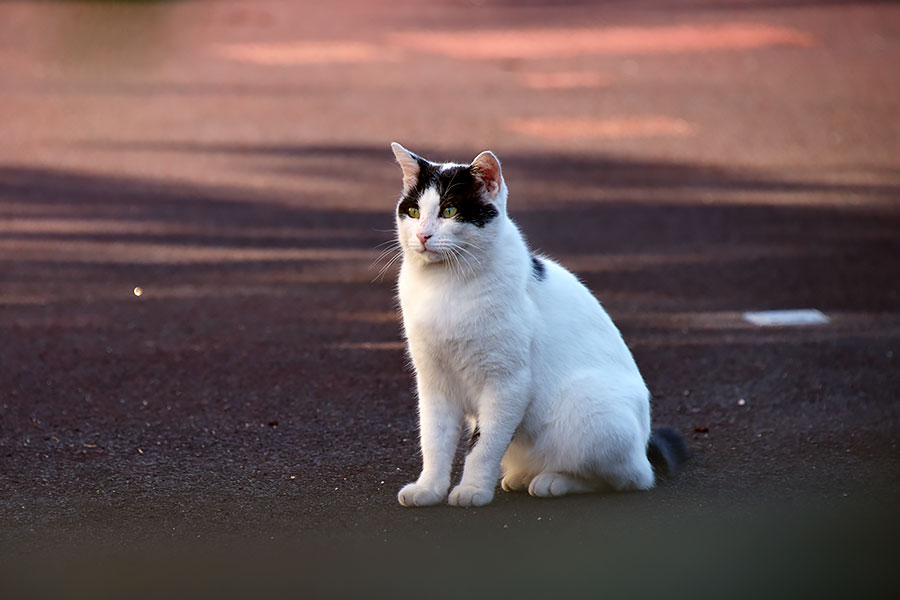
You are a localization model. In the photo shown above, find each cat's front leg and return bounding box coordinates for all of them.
[398,391,463,507]
[449,380,527,507]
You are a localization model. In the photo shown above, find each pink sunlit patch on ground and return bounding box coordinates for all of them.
[393,23,814,60]
[507,116,694,140]
[212,41,382,65]
[519,71,610,90]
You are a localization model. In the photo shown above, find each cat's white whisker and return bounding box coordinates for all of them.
[446,245,476,279]
[373,256,402,283]
[373,238,400,250]
[371,247,404,282]
[451,249,466,280]
[455,252,472,279]
[369,244,402,269]
[445,251,457,278]
[453,244,482,269]
[370,244,399,262]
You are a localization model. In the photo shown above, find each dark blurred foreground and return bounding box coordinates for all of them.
[3,496,897,599]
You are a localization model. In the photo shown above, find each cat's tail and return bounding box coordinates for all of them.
[646,427,690,478]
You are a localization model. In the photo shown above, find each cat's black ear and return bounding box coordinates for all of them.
[391,142,421,191]
[471,151,503,200]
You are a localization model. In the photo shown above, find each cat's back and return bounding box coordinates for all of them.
[527,256,609,323]
[527,256,638,374]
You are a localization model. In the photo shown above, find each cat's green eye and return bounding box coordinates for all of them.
[407,206,420,219]
[442,206,458,219]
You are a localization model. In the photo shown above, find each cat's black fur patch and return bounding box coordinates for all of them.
[397,157,438,219]
[437,166,499,228]
[647,427,690,478]
[397,159,498,228]
[531,255,546,281]
[467,425,480,454]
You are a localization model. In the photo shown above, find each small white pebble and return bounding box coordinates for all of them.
[737,398,746,406]
[133,286,143,297]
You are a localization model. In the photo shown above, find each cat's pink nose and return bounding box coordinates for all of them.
[417,233,432,246]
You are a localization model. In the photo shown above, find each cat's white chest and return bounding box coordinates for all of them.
[398,261,533,393]
[399,268,483,344]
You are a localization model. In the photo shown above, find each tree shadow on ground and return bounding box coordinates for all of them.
[6,141,899,314]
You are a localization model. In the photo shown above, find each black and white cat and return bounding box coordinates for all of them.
[390,143,686,507]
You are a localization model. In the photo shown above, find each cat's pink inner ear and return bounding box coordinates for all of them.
[391,142,420,191]
[471,151,503,198]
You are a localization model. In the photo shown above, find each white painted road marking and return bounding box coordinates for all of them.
[743,309,831,326]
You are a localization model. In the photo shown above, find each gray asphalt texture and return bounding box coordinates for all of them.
[1,1,899,597]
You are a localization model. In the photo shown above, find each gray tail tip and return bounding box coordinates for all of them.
[647,426,690,478]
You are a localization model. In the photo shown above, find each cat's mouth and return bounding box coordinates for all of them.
[410,244,446,263]
[418,248,445,263]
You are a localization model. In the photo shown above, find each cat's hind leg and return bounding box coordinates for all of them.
[500,434,537,492]
[589,421,655,492]
[501,471,534,492]
[597,453,655,492]
[527,472,598,498]
[535,375,654,495]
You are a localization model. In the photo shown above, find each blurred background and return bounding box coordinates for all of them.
[1,0,898,596]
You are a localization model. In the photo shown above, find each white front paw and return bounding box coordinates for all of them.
[448,484,494,507]
[398,482,445,507]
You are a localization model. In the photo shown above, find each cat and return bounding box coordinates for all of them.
[390,142,687,507]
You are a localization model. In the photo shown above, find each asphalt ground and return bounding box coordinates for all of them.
[1,1,899,597]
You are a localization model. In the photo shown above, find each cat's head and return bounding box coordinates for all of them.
[391,142,507,265]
